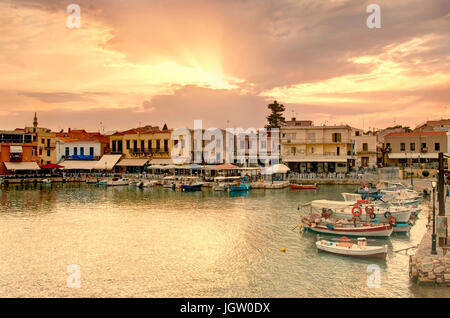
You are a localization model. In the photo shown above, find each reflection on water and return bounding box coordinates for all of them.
[0,183,448,297]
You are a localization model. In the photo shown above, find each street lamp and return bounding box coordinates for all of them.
[431,180,437,255]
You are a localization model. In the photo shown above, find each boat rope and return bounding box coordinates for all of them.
[394,245,418,254]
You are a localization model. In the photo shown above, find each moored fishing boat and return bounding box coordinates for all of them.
[301,215,393,237]
[289,183,317,190]
[308,200,412,223]
[42,179,51,184]
[213,176,241,191]
[229,182,250,191]
[316,237,388,259]
[180,177,203,192]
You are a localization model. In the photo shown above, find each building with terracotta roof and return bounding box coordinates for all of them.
[414,119,450,132]
[384,131,450,168]
[0,130,40,175]
[280,118,354,173]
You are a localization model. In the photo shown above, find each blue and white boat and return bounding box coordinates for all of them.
[229,182,250,191]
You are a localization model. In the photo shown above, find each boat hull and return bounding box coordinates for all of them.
[305,224,393,237]
[181,184,202,191]
[229,184,250,191]
[290,184,317,190]
[316,241,387,259]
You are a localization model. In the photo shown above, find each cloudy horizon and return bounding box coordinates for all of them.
[1,0,449,132]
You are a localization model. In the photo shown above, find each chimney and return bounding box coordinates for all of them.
[292,117,296,121]
[68,128,71,133]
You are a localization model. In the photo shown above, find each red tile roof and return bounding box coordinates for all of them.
[386,131,447,137]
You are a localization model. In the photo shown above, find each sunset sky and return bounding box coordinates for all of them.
[0,0,449,132]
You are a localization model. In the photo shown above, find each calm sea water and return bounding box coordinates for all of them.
[0,183,448,298]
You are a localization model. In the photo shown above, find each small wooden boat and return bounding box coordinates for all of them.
[229,183,250,191]
[316,237,388,259]
[289,183,317,190]
[302,216,393,237]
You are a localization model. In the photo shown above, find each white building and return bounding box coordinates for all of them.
[55,138,102,163]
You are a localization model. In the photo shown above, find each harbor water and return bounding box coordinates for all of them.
[0,183,448,297]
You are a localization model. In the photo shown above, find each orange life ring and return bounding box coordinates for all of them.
[352,206,363,217]
[365,205,375,215]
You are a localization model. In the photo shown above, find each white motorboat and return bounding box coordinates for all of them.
[316,238,388,259]
[108,177,130,186]
[42,179,51,184]
[308,200,411,223]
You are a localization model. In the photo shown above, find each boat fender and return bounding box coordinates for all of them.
[365,205,375,215]
[369,213,376,220]
[352,206,363,217]
[388,216,397,227]
[352,217,358,227]
[384,211,392,219]
[326,224,334,230]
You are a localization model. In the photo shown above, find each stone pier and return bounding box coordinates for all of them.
[409,180,450,285]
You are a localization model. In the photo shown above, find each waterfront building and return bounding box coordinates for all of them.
[280,118,353,173]
[414,119,450,132]
[384,131,450,169]
[0,130,40,175]
[110,125,172,172]
[350,129,377,169]
[37,131,57,165]
[55,137,104,163]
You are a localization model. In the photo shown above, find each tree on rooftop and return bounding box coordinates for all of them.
[265,101,286,129]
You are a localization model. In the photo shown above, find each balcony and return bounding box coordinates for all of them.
[129,148,169,156]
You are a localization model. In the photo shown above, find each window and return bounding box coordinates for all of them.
[291,147,296,154]
[410,143,415,151]
[421,143,427,150]
[126,140,130,149]
[362,143,368,151]
[74,147,78,156]
[386,143,391,149]
[156,140,160,150]
[112,140,117,152]
[39,148,43,156]
[148,140,153,150]
[307,133,316,142]
[332,133,341,143]
[164,140,169,152]
[90,147,94,156]
[41,138,45,144]
[141,140,145,151]
[435,143,440,151]
[311,147,314,154]
[65,147,69,157]
[261,141,267,149]
[47,150,50,157]
[47,139,50,147]
[80,147,84,156]
[118,140,123,152]
[400,143,405,151]
[133,140,137,149]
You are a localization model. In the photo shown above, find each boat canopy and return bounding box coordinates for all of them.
[214,176,242,181]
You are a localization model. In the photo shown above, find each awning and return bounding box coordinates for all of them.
[41,163,64,169]
[149,158,177,165]
[283,157,348,163]
[60,160,99,170]
[117,159,149,167]
[4,162,40,170]
[10,146,23,153]
[262,164,290,175]
[388,153,443,159]
[204,163,238,170]
[95,154,122,170]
